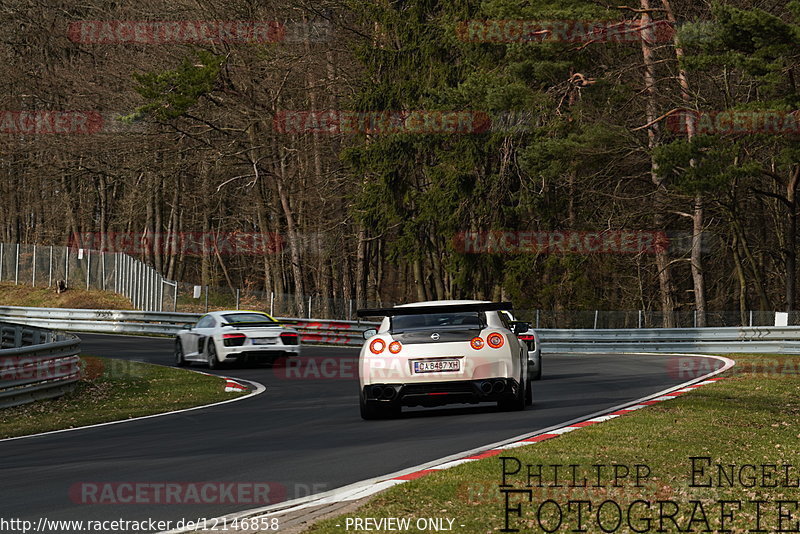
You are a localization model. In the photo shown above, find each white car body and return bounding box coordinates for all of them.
[174,310,301,368]
[356,300,531,419]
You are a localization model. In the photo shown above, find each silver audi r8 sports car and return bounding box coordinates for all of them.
[356,300,531,419]
[174,310,301,368]
[502,311,542,381]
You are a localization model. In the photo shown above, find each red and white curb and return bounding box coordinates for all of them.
[225,379,249,392]
[161,353,735,533]
[191,370,252,393]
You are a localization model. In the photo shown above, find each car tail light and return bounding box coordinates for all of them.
[487,332,504,348]
[370,338,386,354]
[518,334,534,342]
[222,333,246,347]
[388,341,402,354]
[470,337,484,350]
[280,332,300,345]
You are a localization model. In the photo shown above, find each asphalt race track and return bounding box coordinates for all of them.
[0,334,723,532]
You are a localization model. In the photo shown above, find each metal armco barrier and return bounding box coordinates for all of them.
[0,306,378,346]
[537,327,800,354]
[0,321,82,408]
[2,306,800,353]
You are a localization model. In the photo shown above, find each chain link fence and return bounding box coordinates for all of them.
[171,282,390,320]
[0,243,171,312]
[509,309,800,328]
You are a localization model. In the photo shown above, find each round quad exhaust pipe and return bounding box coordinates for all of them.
[381,387,396,400]
[479,381,492,395]
[371,385,384,399]
[492,380,506,394]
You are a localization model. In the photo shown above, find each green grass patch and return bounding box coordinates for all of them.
[0,356,246,439]
[0,281,133,309]
[307,354,800,534]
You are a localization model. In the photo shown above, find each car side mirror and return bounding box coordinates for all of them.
[512,322,529,335]
[362,328,377,340]
[183,323,195,330]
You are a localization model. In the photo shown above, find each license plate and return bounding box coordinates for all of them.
[413,359,460,373]
[252,338,277,345]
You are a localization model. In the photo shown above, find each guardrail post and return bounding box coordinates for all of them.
[0,243,4,281]
[14,325,21,346]
[749,310,753,327]
[204,285,209,313]
[48,245,53,287]
[536,309,540,329]
[65,246,69,287]
[32,244,36,286]
[132,260,137,308]
[270,291,274,316]
[593,310,598,329]
[86,248,91,290]
[15,243,20,285]
[693,310,697,328]
[101,252,106,291]
[638,309,643,328]
[308,296,312,319]
[235,289,240,310]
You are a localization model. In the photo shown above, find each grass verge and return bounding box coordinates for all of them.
[0,281,133,309]
[305,354,800,534]
[0,356,246,439]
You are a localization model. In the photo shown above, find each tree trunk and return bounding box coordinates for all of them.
[662,0,706,326]
[640,0,676,326]
[691,195,707,326]
[356,227,367,307]
[731,231,748,325]
[785,165,799,311]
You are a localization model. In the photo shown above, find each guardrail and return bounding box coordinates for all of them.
[537,327,800,354]
[2,306,800,353]
[0,321,82,408]
[0,306,377,346]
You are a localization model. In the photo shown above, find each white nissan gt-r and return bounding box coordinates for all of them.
[356,300,531,419]
[174,310,301,368]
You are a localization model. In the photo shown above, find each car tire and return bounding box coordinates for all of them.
[359,389,400,420]
[525,373,533,405]
[175,339,187,367]
[532,355,542,381]
[498,367,526,412]
[207,339,222,369]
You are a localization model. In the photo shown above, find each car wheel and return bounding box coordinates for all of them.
[532,354,542,381]
[498,369,526,412]
[207,339,222,369]
[175,339,187,367]
[525,373,533,405]
[359,389,400,420]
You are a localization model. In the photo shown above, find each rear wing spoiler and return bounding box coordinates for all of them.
[356,302,513,318]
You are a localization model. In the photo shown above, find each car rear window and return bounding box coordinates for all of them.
[222,313,278,325]
[391,312,484,332]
